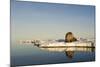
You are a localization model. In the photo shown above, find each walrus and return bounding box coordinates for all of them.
[65,32,77,59]
[65,32,77,42]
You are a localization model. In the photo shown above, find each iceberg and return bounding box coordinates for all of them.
[19,38,95,52]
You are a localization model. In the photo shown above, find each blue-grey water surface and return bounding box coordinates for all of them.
[11,43,95,66]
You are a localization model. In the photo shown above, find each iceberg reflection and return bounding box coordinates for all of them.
[40,47,95,52]
[40,47,95,59]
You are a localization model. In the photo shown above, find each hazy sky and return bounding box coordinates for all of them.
[11,0,95,40]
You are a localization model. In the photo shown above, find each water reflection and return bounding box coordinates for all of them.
[40,47,95,52]
[65,51,74,59]
[40,47,95,59]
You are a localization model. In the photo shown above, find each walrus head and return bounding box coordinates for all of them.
[65,32,77,42]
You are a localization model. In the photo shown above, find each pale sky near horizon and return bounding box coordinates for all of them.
[11,0,95,41]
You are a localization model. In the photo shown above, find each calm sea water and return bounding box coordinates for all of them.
[11,43,95,66]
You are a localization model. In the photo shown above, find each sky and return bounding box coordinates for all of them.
[11,0,95,41]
